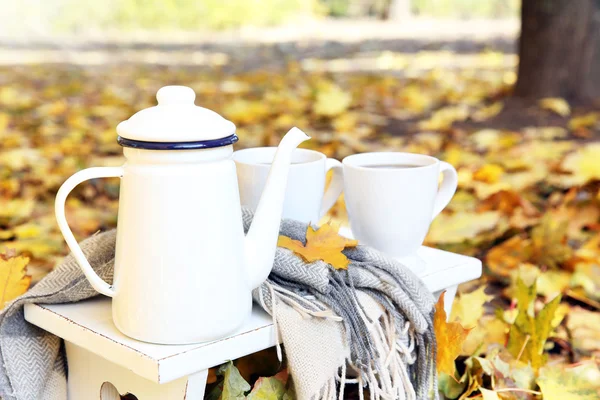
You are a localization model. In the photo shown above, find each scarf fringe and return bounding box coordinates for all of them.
[258,280,437,400]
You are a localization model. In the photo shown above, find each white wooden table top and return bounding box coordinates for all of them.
[24,246,481,384]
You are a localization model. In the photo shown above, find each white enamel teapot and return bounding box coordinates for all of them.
[55,86,309,344]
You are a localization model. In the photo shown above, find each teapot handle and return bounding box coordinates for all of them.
[55,167,123,297]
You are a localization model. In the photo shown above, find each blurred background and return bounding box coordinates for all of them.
[1,0,599,398]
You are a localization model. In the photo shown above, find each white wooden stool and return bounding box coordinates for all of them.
[24,247,481,400]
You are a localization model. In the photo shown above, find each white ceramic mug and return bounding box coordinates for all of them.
[342,152,458,258]
[233,148,344,223]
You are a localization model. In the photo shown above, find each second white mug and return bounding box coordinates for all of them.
[233,148,344,223]
[343,152,458,259]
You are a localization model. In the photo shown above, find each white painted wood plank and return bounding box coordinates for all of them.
[24,245,481,384]
[417,247,482,292]
[25,299,274,383]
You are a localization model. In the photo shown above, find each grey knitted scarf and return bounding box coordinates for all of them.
[0,209,437,400]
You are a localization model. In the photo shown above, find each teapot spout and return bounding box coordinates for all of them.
[244,127,310,289]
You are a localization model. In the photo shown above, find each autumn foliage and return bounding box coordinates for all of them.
[0,57,599,398]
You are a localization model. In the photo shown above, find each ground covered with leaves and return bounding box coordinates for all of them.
[0,52,599,398]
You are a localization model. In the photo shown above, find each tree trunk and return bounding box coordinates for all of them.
[514,0,600,102]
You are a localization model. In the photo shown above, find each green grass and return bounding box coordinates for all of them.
[2,0,519,35]
[49,0,318,32]
[413,0,519,18]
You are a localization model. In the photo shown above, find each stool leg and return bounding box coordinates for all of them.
[182,369,208,399]
[65,342,208,399]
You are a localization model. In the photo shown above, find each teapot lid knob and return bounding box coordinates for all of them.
[156,86,196,105]
[116,85,237,147]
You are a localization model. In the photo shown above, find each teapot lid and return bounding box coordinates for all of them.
[116,86,238,150]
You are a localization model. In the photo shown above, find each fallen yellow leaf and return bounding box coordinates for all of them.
[561,143,600,185]
[536,270,571,298]
[479,387,501,400]
[427,211,502,244]
[0,112,10,132]
[471,102,503,122]
[418,105,469,131]
[222,98,271,125]
[313,83,352,117]
[0,254,31,309]
[461,315,508,355]
[277,223,358,270]
[434,291,471,376]
[530,213,572,269]
[473,164,504,184]
[507,278,561,370]
[537,363,600,400]
[471,129,502,150]
[566,306,600,355]
[450,285,492,328]
[568,112,599,131]
[539,97,571,117]
[523,126,568,140]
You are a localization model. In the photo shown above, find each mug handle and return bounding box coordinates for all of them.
[320,158,344,219]
[432,161,458,219]
[55,167,123,297]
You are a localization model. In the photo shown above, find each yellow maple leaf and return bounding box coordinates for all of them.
[418,105,469,131]
[222,98,270,125]
[568,112,599,131]
[471,129,502,150]
[277,223,358,270]
[427,211,503,244]
[313,83,352,117]
[473,164,504,184]
[461,315,508,355]
[434,291,471,376]
[530,213,572,269]
[537,363,600,400]
[536,270,571,298]
[0,112,10,132]
[450,285,493,328]
[523,126,568,140]
[471,102,503,122]
[479,387,501,400]
[539,97,571,117]
[507,278,561,370]
[0,254,31,309]
[571,246,600,301]
[566,306,600,354]
[561,143,600,185]
[0,199,35,224]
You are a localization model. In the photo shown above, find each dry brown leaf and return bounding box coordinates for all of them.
[277,223,358,270]
[486,235,532,277]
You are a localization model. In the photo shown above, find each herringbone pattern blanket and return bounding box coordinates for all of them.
[0,210,437,399]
